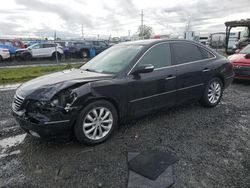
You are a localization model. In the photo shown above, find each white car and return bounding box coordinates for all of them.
[16,43,64,60]
[0,48,10,61]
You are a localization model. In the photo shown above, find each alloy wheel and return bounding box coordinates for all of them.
[82,107,113,140]
[207,81,221,104]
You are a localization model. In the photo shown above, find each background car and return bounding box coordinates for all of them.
[0,39,25,49]
[0,41,18,58]
[12,39,234,145]
[0,48,10,61]
[68,40,110,58]
[228,44,250,80]
[15,42,64,61]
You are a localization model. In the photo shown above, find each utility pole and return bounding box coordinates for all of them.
[54,31,58,64]
[141,10,144,39]
[81,24,84,40]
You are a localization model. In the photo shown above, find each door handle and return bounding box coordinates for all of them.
[165,75,176,80]
[203,68,211,72]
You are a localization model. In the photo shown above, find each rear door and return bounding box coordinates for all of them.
[42,44,55,57]
[171,41,216,105]
[127,43,177,117]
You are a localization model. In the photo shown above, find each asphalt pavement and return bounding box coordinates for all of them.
[0,80,249,188]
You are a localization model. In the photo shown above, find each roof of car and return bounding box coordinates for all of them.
[117,39,199,46]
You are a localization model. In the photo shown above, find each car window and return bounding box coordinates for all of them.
[32,44,42,49]
[239,44,250,54]
[99,41,107,47]
[75,43,84,47]
[43,44,54,48]
[172,42,203,65]
[198,47,215,59]
[4,42,12,46]
[137,43,171,69]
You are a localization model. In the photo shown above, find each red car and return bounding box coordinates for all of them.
[228,44,250,80]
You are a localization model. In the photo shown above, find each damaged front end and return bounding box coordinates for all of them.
[12,82,88,140]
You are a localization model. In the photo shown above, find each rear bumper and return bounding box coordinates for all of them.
[13,110,77,140]
[224,74,234,89]
[1,52,10,59]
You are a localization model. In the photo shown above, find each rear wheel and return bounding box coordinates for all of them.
[200,78,223,107]
[52,52,62,60]
[74,100,118,145]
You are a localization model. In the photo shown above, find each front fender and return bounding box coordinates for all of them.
[71,80,128,121]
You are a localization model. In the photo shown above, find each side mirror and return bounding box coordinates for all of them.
[245,53,250,59]
[235,49,241,54]
[131,64,154,75]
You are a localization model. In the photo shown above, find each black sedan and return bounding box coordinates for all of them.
[12,39,234,145]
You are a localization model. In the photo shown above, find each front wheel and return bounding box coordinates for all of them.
[200,78,223,107]
[74,100,118,145]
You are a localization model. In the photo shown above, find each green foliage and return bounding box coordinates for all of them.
[138,25,153,39]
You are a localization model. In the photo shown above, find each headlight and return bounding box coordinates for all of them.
[26,101,46,112]
[50,90,77,108]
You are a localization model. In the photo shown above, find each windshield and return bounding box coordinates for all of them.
[240,44,250,54]
[80,45,143,74]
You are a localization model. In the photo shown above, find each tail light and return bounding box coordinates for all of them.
[2,49,9,53]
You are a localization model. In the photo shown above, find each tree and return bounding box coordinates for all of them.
[137,25,153,39]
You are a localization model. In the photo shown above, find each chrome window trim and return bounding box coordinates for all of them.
[129,83,204,103]
[127,41,217,75]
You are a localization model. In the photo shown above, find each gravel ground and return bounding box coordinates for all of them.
[0,80,249,188]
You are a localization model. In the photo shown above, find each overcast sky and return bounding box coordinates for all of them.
[0,0,250,39]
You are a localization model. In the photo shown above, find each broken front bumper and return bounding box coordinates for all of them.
[12,110,77,140]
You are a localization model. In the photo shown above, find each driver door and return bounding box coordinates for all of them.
[127,43,177,117]
[31,43,43,57]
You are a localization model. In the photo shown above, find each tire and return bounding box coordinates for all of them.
[0,55,2,62]
[25,53,32,61]
[200,77,223,107]
[52,52,62,60]
[81,50,89,58]
[74,100,118,145]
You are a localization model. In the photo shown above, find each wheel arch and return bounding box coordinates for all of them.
[81,97,120,122]
[214,74,225,88]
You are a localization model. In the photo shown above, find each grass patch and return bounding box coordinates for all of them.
[0,64,82,84]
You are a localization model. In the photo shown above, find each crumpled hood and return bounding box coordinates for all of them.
[15,48,29,53]
[16,69,114,100]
